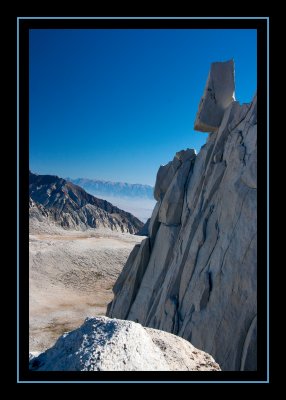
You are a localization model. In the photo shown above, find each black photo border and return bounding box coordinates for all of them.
[17,16,269,384]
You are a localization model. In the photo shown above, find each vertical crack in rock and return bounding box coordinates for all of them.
[108,238,151,319]
[220,187,251,275]
[108,60,257,371]
[240,315,257,371]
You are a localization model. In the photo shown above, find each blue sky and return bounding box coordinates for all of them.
[29,29,257,185]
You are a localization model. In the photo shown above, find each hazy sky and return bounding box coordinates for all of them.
[29,29,257,185]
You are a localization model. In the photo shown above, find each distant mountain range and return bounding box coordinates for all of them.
[29,171,144,234]
[66,178,154,200]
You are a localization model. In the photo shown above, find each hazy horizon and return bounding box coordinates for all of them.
[30,169,155,187]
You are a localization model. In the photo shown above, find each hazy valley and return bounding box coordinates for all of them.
[66,177,156,222]
[29,226,144,352]
[29,171,148,352]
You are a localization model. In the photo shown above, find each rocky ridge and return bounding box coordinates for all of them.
[107,60,257,371]
[29,172,143,234]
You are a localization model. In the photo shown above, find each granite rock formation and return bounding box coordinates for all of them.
[29,316,220,371]
[108,60,257,371]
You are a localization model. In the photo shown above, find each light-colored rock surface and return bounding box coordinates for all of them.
[158,157,194,225]
[154,156,181,201]
[108,61,257,371]
[194,59,235,132]
[128,223,180,323]
[29,316,220,371]
[107,238,150,319]
[148,200,161,247]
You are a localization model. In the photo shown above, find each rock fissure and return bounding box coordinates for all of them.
[220,187,251,275]
[108,60,257,371]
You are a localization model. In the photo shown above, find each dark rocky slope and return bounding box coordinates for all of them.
[29,172,143,234]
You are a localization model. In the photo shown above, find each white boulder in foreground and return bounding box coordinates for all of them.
[194,59,235,132]
[29,316,220,371]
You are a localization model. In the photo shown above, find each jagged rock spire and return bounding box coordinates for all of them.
[194,59,235,132]
[108,60,257,371]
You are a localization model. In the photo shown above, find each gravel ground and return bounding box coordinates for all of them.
[29,224,144,352]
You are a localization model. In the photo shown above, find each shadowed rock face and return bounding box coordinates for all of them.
[194,59,235,132]
[108,60,257,371]
[29,316,220,371]
[29,172,144,234]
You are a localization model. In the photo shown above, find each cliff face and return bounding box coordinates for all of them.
[107,60,257,371]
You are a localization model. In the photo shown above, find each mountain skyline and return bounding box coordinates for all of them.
[30,170,156,222]
[31,171,154,192]
[66,177,154,199]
